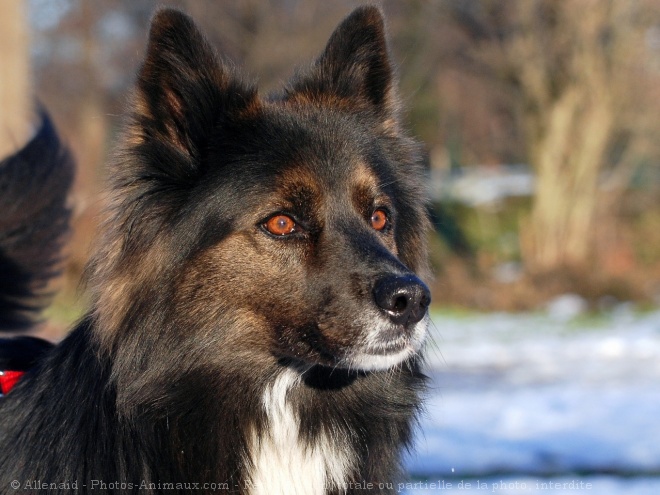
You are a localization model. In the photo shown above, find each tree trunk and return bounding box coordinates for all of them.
[0,0,31,159]
[522,85,613,273]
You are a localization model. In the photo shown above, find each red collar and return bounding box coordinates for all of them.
[0,371,25,395]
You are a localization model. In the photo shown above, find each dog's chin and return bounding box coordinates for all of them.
[341,315,429,371]
[343,346,418,371]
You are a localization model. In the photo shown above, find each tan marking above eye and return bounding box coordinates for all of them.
[264,214,297,236]
[370,208,389,231]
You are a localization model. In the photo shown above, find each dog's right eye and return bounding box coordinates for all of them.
[263,214,298,236]
[370,208,390,232]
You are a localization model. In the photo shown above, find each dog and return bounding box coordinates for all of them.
[0,6,430,494]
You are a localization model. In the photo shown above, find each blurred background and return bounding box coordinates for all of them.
[1,0,660,493]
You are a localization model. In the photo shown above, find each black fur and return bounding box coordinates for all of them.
[0,337,53,371]
[0,7,430,494]
[0,111,73,331]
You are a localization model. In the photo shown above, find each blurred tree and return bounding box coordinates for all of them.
[0,0,32,158]
[175,0,357,91]
[385,0,444,148]
[444,0,660,274]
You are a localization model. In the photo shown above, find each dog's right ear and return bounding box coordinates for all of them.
[129,9,256,173]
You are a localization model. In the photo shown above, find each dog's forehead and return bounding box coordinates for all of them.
[275,159,380,202]
[266,105,384,187]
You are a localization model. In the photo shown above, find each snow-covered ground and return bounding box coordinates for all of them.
[402,307,660,494]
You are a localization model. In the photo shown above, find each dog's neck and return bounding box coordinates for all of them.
[245,369,354,495]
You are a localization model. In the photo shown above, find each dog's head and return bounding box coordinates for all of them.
[91,7,430,375]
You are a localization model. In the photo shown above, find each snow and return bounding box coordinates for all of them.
[545,293,589,321]
[402,308,660,494]
[430,165,534,206]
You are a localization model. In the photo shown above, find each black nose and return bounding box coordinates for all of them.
[373,275,431,326]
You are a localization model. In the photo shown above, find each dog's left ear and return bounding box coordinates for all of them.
[288,6,399,130]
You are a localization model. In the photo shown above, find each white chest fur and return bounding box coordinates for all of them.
[246,370,353,495]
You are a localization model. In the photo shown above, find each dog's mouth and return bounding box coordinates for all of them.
[277,327,428,372]
[275,305,429,372]
[340,314,429,371]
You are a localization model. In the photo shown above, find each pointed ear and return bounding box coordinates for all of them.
[130,9,256,164]
[288,6,399,127]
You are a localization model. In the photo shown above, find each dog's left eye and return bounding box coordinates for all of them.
[370,208,390,232]
[263,214,298,236]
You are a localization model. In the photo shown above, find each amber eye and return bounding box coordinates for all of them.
[264,214,297,236]
[370,208,389,231]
